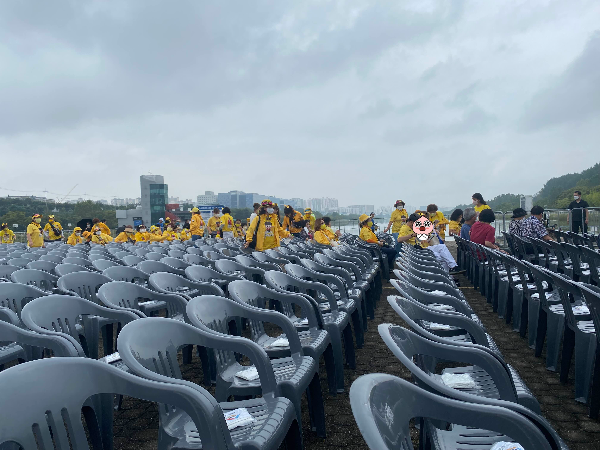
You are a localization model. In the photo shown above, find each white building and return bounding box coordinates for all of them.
[197,191,218,205]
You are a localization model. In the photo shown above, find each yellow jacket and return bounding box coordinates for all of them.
[324,226,338,241]
[449,220,461,236]
[245,214,290,251]
[359,226,379,244]
[304,214,316,230]
[0,229,15,244]
[398,224,416,246]
[314,230,332,245]
[96,222,111,236]
[234,225,243,238]
[389,209,408,233]
[207,216,221,233]
[27,223,44,248]
[282,211,304,234]
[179,229,191,241]
[115,232,136,243]
[428,211,449,240]
[135,232,150,242]
[43,221,63,241]
[221,214,236,232]
[92,233,113,245]
[67,233,84,245]
[190,214,204,236]
[474,204,491,213]
[162,230,179,241]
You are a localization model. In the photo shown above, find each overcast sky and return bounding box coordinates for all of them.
[1,0,599,208]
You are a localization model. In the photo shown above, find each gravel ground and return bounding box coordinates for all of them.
[110,242,600,449]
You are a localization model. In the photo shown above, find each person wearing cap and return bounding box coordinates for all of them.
[114,225,137,243]
[509,208,527,237]
[91,226,113,245]
[304,208,316,230]
[207,208,222,238]
[190,207,205,241]
[0,223,16,244]
[245,199,290,251]
[43,215,63,242]
[359,213,397,269]
[27,214,45,248]
[67,227,85,245]
[282,205,304,237]
[384,200,408,236]
[157,218,165,232]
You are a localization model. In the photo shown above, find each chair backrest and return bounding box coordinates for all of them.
[0,265,20,281]
[26,260,58,275]
[0,282,47,317]
[540,269,584,327]
[350,373,557,450]
[168,249,185,259]
[562,243,585,277]
[62,257,94,269]
[149,246,168,254]
[264,270,338,311]
[0,357,235,450]
[102,265,150,285]
[91,259,120,271]
[300,258,354,287]
[21,294,138,353]
[234,254,280,272]
[252,251,288,266]
[214,259,252,278]
[580,284,600,347]
[0,319,81,357]
[20,253,41,261]
[134,247,151,257]
[183,253,215,267]
[57,271,111,304]
[145,251,165,261]
[121,254,144,266]
[148,272,224,297]
[314,252,362,281]
[160,256,191,270]
[39,254,64,264]
[284,263,347,298]
[390,276,471,315]
[10,268,58,292]
[54,263,91,277]
[185,265,242,284]
[185,247,204,255]
[137,260,185,276]
[8,258,30,268]
[580,246,600,284]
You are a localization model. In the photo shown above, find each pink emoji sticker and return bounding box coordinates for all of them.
[413,217,434,241]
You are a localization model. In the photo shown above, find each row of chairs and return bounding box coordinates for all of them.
[456,233,600,419]
[350,244,567,450]
[0,234,389,449]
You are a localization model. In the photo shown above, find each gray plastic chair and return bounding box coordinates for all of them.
[0,282,47,320]
[92,259,120,271]
[235,254,281,273]
[228,279,338,395]
[284,263,364,348]
[7,258,30,269]
[185,247,204,255]
[149,245,169,254]
[214,258,257,280]
[160,256,191,270]
[145,251,165,261]
[0,265,19,281]
[204,250,236,262]
[185,264,243,294]
[40,254,64,264]
[0,307,27,369]
[115,250,134,260]
[20,253,41,261]
[264,270,356,377]
[11,268,59,293]
[115,319,302,450]
[55,263,91,277]
[88,253,115,263]
[134,247,151,257]
[98,281,188,321]
[137,260,185,276]
[25,260,58,275]
[350,373,559,450]
[168,249,185,259]
[379,323,540,413]
[149,272,224,300]
[122,254,145,266]
[185,296,325,437]
[252,251,288,266]
[102,265,150,286]
[183,253,216,267]
[21,295,138,361]
[63,256,95,270]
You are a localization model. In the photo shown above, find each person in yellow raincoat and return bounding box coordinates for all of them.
[135,225,151,242]
[67,227,85,245]
[190,207,205,241]
[91,226,113,245]
[0,223,16,244]
[384,200,408,234]
[207,208,222,238]
[448,209,463,236]
[92,218,111,237]
[43,215,63,242]
[115,225,137,243]
[322,216,340,241]
[282,205,304,237]
[427,204,450,241]
[27,214,45,248]
[472,193,491,214]
[162,223,179,241]
[245,199,290,251]
[359,213,396,270]
[220,207,237,238]
[179,226,191,241]
[313,218,336,246]
[304,208,316,230]
[234,219,243,238]
[397,214,419,246]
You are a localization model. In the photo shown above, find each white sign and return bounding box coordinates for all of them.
[12,224,18,228]
[68,223,72,226]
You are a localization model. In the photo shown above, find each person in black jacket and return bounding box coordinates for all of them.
[568,190,589,234]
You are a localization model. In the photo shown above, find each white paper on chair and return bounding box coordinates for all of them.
[428,322,452,330]
[440,373,477,389]
[429,290,448,296]
[337,300,345,306]
[235,366,260,381]
[268,337,289,347]
[224,408,255,430]
[295,318,309,326]
[100,352,121,364]
[572,305,590,315]
[490,442,524,450]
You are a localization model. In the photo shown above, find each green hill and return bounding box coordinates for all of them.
[447,161,600,213]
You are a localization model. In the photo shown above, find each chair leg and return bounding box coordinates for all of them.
[574,333,597,403]
[519,294,529,338]
[511,289,523,332]
[350,308,364,349]
[546,314,565,371]
[283,418,303,450]
[307,372,326,438]
[181,344,193,365]
[326,325,346,393]
[343,323,356,369]
[560,327,576,383]
[323,343,337,396]
[505,289,514,325]
[527,298,540,349]
[588,346,600,419]
[535,308,548,357]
